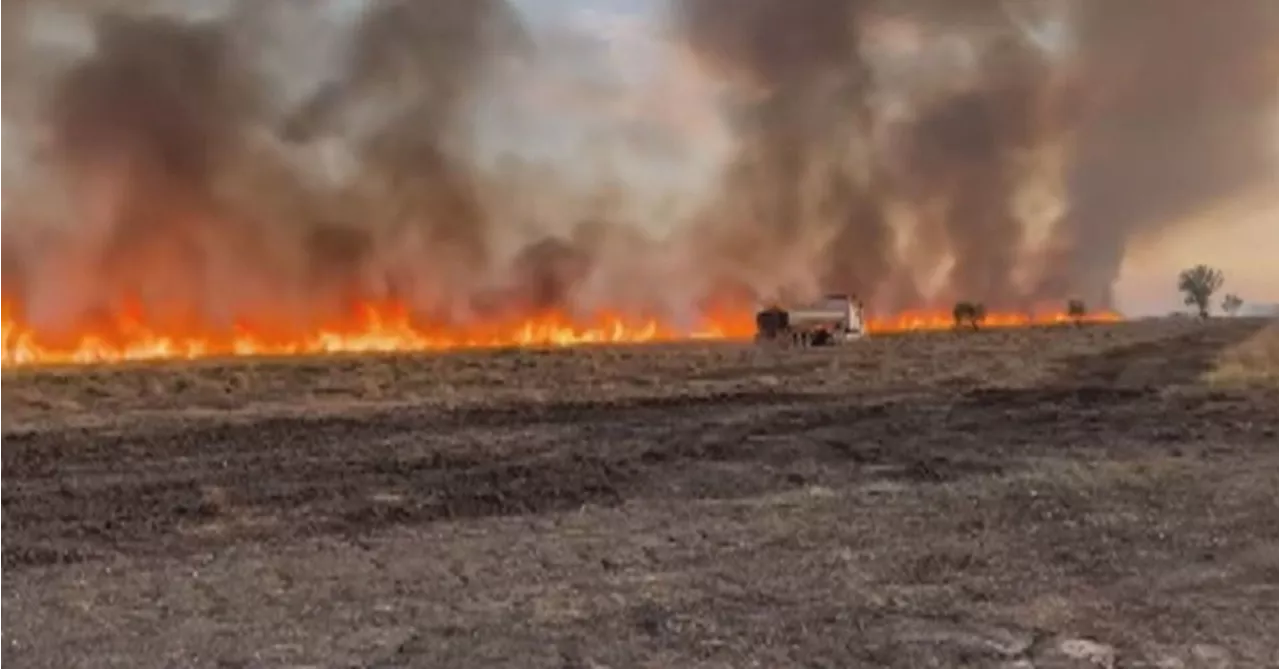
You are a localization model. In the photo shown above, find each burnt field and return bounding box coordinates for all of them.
[2,318,1277,668]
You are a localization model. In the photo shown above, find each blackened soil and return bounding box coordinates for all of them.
[2,319,1275,668]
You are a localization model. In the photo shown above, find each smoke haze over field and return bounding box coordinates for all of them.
[2,0,1276,333]
[675,0,1277,311]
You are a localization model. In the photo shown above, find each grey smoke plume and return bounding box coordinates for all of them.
[1035,0,1278,306]
[674,0,892,305]
[2,0,743,335]
[4,0,548,333]
[675,0,1277,310]
[8,9,271,333]
[2,0,1276,338]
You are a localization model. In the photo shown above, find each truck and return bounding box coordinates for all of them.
[754,294,867,346]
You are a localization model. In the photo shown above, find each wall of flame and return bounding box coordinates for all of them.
[1,298,1120,368]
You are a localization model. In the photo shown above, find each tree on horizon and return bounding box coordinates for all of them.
[1178,265,1224,319]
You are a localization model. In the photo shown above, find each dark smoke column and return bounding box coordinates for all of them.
[13,0,536,332]
[276,0,532,319]
[31,13,265,332]
[887,12,1075,311]
[674,0,900,308]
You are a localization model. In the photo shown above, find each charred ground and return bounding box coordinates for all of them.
[2,318,1277,668]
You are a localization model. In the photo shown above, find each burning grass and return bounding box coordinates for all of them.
[0,300,758,368]
[1,319,1140,431]
[2,295,1120,369]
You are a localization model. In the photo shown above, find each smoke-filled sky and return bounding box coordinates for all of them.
[505,0,1274,315]
[507,0,1278,316]
[2,0,1276,334]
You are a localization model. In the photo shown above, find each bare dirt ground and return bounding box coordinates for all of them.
[2,318,1276,668]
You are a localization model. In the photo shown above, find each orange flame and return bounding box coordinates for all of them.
[0,298,758,368]
[866,309,1122,333]
[0,297,1120,369]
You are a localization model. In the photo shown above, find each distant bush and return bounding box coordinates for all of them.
[1222,293,1243,317]
[953,301,986,330]
[1066,299,1087,326]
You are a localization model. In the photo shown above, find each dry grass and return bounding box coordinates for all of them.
[1203,320,1279,386]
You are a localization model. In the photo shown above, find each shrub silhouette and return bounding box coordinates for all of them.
[953,302,985,330]
[1178,265,1224,319]
[1066,299,1087,326]
[1221,293,1243,317]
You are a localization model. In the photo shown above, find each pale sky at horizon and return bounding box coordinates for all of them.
[1115,191,1278,316]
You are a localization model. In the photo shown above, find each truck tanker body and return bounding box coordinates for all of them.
[755,294,866,346]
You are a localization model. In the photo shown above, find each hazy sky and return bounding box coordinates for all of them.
[1115,190,1278,315]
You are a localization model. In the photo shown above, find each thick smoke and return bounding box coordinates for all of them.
[673,0,908,308]
[4,0,550,333]
[10,10,272,333]
[675,0,1277,310]
[2,0,743,334]
[893,36,1066,307]
[1035,0,1279,306]
[2,0,1276,335]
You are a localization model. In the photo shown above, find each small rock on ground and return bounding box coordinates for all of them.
[1034,637,1116,669]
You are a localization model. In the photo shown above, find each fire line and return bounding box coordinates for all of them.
[0,298,1120,369]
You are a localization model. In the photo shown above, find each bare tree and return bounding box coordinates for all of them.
[1177,265,1224,319]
